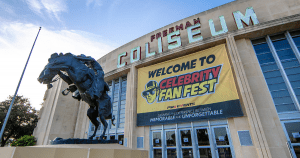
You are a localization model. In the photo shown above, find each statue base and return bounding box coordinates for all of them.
[0,144,148,158]
[50,137,118,145]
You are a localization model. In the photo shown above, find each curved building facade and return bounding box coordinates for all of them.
[34,0,300,157]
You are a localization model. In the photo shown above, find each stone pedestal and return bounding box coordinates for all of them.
[0,144,148,158]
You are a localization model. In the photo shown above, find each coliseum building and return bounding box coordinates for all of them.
[33,0,300,157]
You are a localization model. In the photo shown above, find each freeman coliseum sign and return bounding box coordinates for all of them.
[117,7,259,68]
[137,44,243,126]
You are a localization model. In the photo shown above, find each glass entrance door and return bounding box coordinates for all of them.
[165,130,177,158]
[282,121,300,158]
[153,131,163,158]
[195,128,212,158]
[150,123,235,158]
[212,126,233,158]
[179,129,193,158]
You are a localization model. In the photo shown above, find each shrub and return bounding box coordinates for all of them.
[11,135,36,147]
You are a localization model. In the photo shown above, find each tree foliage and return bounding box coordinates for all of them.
[0,95,38,147]
[11,135,36,146]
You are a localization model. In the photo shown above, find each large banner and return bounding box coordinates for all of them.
[137,44,243,126]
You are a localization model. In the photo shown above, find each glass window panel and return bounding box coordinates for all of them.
[120,118,125,123]
[119,123,125,128]
[167,149,177,158]
[113,102,118,107]
[272,39,291,51]
[118,134,124,145]
[256,52,274,61]
[180,130,192,146]
[270,90,290,98]
[294,88,300,96]
[121,100,126,105]
[275,104,297,112]
[218,147,232,158]
[121,95,126,100]
[293,146,300,158]
[199,148,212,158]
[121,104,125,109]
[153,149,162,158]
[282,60,300,69]
[268,83,288,91]
[166,131,176,146]
[285,67,300,75]
[253,43,270,55]
[265,76,284,84]
[110,135,115,140]
[153,132,162,147]
[291,81,300,88]
[120,114,125,119]
[120,109,125,114]
[258,55,275,64]
[113,111,118,116]
[276,49,296,60]
[284,122,300,143]
[261,63,279,72]
[214,127,230,145]
[263,70,281,78]
[287,74,300,82]
[113,96,119,102]
[196,129,210,146]
[273,96,293,105]
[182,148,193,158]
[293,36,300,47]
[114,91,119,95]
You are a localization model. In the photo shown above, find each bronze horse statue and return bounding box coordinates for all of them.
[38,52,114,140]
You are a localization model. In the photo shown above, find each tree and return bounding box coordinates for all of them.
[0,95,38,147]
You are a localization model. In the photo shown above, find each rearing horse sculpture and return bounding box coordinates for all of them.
[38,52,114,140]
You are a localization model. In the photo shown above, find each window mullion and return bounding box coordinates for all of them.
[116,77,122,129]
[111,80,117,137]
[266,35,300,111]
[285,31,300,64]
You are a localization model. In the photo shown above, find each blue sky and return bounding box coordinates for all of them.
[0,0,234,109]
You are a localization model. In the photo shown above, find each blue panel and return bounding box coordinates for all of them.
[292,36,300,47]
[285,67,300,75]
[137,137,144,148]
[268,83,288,91]
[271,90,290,98]
[261,63,278,72]
[263,70,281,78]
[290,81,300,88]
[238,131,253,146]
[273,39,291,50]
[275,104,297,112]
[124,138,127,147]
[276,49,296,61]
[273,96,293,105]
[287,73,300,82]
[282,59,300,69]
[265,76,284,84]
[294,88,300,96]
[253,43,271,55]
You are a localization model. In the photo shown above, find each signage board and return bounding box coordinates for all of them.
[137,44,243,126]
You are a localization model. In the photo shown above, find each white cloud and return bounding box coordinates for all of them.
[86,0,103,7]
[25,0,43,14]
[0,1,15,15]
[25,0,67,21]
[0,21,115,110]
